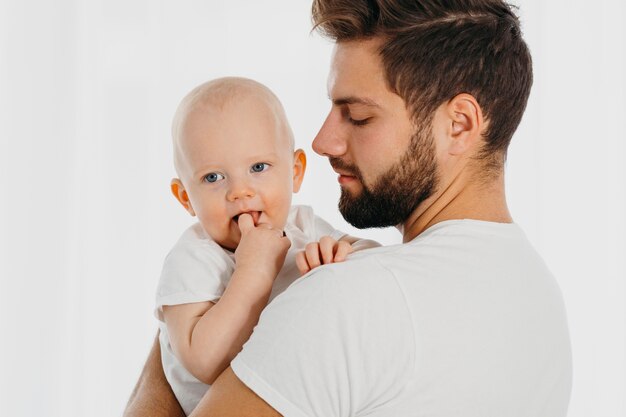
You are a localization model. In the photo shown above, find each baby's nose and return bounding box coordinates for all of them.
[226,179,255,201]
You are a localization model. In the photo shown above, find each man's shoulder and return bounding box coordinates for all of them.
[252,245,416,347]
[233,244,417,417]
[284,245,409,304]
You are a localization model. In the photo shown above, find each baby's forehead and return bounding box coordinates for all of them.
[182,82,292,142]
[187,98,289,145]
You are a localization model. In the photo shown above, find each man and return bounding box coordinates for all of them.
[125,0,572,415]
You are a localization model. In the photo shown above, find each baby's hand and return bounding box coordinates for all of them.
[235,213,291,282]
[295,236,354,276]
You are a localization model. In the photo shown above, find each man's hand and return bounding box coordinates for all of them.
[235,213,291,283]
[295,235,354,275]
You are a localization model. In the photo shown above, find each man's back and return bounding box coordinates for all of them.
[232,220,572,416]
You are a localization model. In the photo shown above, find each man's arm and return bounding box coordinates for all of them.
[189,367,281,417]
[123,332,185,417]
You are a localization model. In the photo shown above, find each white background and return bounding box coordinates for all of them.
[0,1,624,416]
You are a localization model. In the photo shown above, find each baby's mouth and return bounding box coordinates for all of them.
[233,211,262,225]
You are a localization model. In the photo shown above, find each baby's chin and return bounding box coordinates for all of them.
[216,234,239,253]
[201,223,240,252]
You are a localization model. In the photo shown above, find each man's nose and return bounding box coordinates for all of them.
[312,110,347,157]
[226,178,255,201]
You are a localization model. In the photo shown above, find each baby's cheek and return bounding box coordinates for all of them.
[198,215,236,249]
[272,195,292,228]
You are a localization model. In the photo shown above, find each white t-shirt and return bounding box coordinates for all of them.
[231,220,572,417]
[155,205,378,415]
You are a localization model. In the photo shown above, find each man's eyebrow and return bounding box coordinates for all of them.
[331,96,381,107]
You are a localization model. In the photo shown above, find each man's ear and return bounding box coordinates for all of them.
[446,93,484,156]
[171,178,195,216]
[292,149,307,193]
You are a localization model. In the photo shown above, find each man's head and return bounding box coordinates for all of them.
[170,77,306,250]
[311,0,532,229]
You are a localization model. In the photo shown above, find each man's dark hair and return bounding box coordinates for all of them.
[312,0,533,168]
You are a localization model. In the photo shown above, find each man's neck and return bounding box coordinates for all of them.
[400,167,512,243]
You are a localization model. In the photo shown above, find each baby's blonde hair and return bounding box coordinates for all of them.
[171,77,295,180]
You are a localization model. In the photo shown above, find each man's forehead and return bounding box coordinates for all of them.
[327,38,388,101]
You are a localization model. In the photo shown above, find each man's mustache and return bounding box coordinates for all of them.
[328,157,362,179]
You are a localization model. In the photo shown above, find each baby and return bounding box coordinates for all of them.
[155,77,379,414]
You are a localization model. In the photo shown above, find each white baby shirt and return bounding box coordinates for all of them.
[154,205,376,415]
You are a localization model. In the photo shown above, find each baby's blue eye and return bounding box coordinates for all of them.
[204,172,225,183]
[251,163,269,173]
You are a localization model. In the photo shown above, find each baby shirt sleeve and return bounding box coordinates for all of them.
[293,205,381,250]
[230,259,415,416]
[288,205,346,242]
[312,212,347,241]
[155,226,234,321]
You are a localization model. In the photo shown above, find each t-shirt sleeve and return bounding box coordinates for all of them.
[230,260,415,416]
[154,235,234,321]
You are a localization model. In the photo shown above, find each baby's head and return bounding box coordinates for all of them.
[170,77,306,251]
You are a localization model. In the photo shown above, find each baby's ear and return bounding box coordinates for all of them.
[292,149,307,193]
[171,178,195,216]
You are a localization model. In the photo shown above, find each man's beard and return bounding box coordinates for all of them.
[331,125,439,229]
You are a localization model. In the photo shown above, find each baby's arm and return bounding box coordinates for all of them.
[295,235,380,275]
[162,270,268,385]
[162,214,290,385]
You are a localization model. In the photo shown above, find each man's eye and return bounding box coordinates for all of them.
[251,162,269,173]
[349,117,370,126]
[203,172,225,183]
